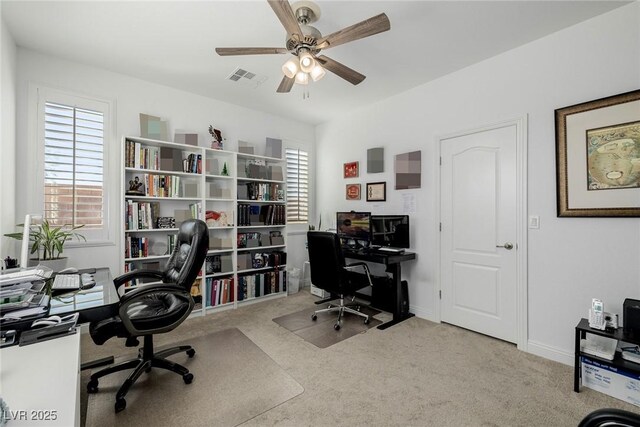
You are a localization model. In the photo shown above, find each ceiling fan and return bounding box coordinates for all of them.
[215,0,391,93]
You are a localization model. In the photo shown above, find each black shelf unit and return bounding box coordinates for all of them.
[574,318,640,392]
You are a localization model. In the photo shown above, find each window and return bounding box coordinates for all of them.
[35,86,113,244]
[44,102,104,228]
[286,148,309,223]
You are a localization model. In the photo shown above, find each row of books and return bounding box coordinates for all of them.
[189,202,202,220]
[237,204,286,226]
[125,236,149,259]
[237,269,287,301]
[205,277,235,307]
[125,200,160,230]
[136,174,182,198]
[241,182,284,201]
[125,140,160,170]
[184,153,202,174]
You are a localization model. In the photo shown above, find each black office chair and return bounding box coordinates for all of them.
[307,231,373,330]
[87,219,209,413]
[578,408,640,426]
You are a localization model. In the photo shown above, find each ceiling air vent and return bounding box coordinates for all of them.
[226,68,267,88]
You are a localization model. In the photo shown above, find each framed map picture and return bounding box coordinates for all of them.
[555,89,640,217]
[344,161,359,178]
[346,184,361,200]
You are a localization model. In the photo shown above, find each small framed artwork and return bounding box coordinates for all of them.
[344,161,359,178]
[366,182,386,202]
[346,184,361,200]
[555,89,640,217]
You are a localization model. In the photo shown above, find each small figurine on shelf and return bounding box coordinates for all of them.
[221,162,229,176]
[208,125,224,150]
[126,176,145,196]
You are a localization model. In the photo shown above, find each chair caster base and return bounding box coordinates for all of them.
[183,373,194,384]
[334,323,341,331]
[311,314,317,321]
[364,317,370,325]
[186,348,196,358]
[87,379,99,393]
[115,398,126,413]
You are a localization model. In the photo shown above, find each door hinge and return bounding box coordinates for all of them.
[439,223,442,232]
[439,157,442,166]
[439,290,442,299]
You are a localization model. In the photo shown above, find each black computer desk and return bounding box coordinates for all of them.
[342,248,417,330]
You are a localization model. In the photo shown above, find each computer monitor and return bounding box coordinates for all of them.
[371,215,410,248]
[336,211,372,243]
[20,214,42,268]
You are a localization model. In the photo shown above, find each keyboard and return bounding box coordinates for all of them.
[52,274,80,290]
[377,247,405,254]
[0,268,52,286]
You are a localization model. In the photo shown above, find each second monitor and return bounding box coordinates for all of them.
[371,215,410,249]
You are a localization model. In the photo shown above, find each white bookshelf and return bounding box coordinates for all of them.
[121,136,288,315]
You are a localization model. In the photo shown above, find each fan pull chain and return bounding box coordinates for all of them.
[303,88,310,100]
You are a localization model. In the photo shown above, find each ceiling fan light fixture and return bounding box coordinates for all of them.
[282,58,299,79]
[295,71,309,85]
[298,49,315,73]
[310,64,326,82]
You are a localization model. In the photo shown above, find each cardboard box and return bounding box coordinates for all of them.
[183,183,198,198]
[210,236,233,250]
[220,254,233,272]
[310,284,329,298]
[237,253,252,270]
[581,356,640,407]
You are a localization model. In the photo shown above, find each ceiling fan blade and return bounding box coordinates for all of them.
[316,55,366,85]
[267,0,303,41]
[276,75,295,93]
[215,47,288,56]
[316,13,390,50]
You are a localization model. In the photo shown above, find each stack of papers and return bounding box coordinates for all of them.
[581,334,618,360]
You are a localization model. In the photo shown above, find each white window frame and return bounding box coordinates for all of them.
[285,147,310,225]
[32,85,115,247]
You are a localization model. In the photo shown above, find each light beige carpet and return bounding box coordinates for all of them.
[86,328,303,427]
[272,304,382,348]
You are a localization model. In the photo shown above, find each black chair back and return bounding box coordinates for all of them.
[307,231,348,294]
[163,219,209,290]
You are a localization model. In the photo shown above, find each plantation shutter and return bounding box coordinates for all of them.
[44,101,104,228]
[286,148,309,223]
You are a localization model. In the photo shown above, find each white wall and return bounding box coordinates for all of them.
[0,13,17,265]
[315,3,640,364]
[12,49,315,276]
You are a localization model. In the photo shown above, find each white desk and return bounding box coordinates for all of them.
[0,331,80,426]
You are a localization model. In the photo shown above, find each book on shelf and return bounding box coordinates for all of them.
[205,277,234,307]
[130,174,181,198]
[125,200,160,230]
[241,182,284,201]
[183,153,202,174]
[125,140,160,170]
[125,236,149,258]
[237,268,287,301]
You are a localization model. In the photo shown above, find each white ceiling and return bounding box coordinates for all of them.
[2,1,630,125]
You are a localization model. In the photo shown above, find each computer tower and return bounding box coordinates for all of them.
[371,278,409,317]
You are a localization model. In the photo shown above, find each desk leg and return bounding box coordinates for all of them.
[574,327,581,392]
[377,263,414,330]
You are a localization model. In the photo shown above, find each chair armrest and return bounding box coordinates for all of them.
[113,269,164,291]
[344,262,373,287]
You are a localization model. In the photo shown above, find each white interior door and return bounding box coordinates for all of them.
[440,124,518,343]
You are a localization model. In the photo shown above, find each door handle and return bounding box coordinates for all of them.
[496,242,514,250]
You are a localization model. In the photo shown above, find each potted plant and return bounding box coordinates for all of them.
[4,220,85,270]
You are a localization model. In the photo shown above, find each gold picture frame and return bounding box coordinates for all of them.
[555,89,640,217]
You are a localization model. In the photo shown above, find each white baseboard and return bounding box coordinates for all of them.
[411,305,435,322]
[527,340,574,366]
